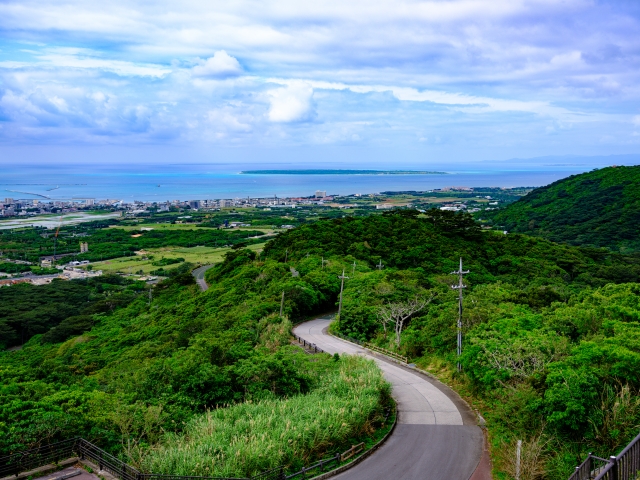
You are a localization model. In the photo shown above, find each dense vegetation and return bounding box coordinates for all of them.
[485,165,640,252]
[0,245,388,477]
[263,210,640,478]
[0,276,144,348]
[2,204,639,479]
[0,221,265,264]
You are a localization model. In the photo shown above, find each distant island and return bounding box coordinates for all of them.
[240,169,448,175]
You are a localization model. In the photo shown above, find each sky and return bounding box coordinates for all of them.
[1,0,640,166]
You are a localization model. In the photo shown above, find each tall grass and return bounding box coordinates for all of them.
[141,355,389,477]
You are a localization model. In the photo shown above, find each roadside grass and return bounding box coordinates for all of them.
[141,354,390,478]
[87,243,266,275]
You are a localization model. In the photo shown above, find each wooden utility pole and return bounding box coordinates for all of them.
[279,290,285,317]
[338,269,349,318]
[376,259,384,270]
[450,257,469,372]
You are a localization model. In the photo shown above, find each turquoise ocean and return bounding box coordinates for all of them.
[0,161,630,202]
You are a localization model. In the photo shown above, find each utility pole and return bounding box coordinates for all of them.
[279,290,285,317]
[450,257,469,372]
[352,261,357,276]
[322,257,328,269]
[376,259,384,270]
[338,269,349,318]
[148,288,152,306]
[285,249,288,263]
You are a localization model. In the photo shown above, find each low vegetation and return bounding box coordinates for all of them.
[142,355,388,477]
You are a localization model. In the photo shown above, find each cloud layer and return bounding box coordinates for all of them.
[0,0,639,161]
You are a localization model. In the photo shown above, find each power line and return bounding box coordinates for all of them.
[338,268,349,318]
[450,257,469,372]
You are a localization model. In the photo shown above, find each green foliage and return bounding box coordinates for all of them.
[262,212,640,478]
[486,165,640,252]
[0,275,140,349]
[0,262,31,274]
[151,257,184,267]
[141,355,388,477]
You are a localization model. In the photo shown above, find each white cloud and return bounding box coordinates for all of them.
[267,78,574,118]
[633,115,640,126]
[192,51,243,78]
[267,82,314,123]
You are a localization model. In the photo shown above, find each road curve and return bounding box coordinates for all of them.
[192,264,215,291]
[294,318,484,480]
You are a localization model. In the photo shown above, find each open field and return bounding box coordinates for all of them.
[87,242,266,275]
[0,212,122,230]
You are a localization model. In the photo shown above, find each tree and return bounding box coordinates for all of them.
[377,294,434,347]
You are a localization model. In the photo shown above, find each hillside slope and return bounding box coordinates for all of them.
[485,165,640,252]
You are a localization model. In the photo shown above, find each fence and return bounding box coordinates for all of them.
[291,333,326,354]
[331,331,408,365]
[569,431,640,480]
[1,430,389,480]
[331,331,363,346]
[363,343,408,365]
[0,438,78,479]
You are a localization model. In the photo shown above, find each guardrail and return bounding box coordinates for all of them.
[330,331,408,365]
[331,331,363,346]
[292,333,326,354]
[0,438,78,478]
[363,343,408,364]
[570,430,640,480]
[2,420,391,480]
[569,454,611,480]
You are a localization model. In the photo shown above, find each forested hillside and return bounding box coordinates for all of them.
[0,246,389,477]
[3,210,640,478]
[484,165,640,252]
[264,211,640,478]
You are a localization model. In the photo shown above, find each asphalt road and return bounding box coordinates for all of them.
[192,264,215,291]
[293,318,485,480]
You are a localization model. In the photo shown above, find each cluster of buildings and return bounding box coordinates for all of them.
[1,191,341,217]
[0,260,103,287]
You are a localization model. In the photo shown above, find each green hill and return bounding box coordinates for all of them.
[3,211,640,478]
[485,165,640,252]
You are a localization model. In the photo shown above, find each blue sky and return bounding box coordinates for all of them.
[1,0,640,165]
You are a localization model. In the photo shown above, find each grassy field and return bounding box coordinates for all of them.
[88,243,266,275]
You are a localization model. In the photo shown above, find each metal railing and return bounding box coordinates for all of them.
[1,434,386,480]
[76,439,141,480]
[569,454,611,480]
[363,343,408,364]
[285,454,340,479]
[3,404,393,480]
[331,331,363,346]
[331,331,408,364]
[1,439,252,480]
[0,438,78,478]
[292,333,326,354]
[570,431,640,480]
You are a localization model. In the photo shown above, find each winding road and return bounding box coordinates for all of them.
[294,318,488,480]
[192,264,215,291]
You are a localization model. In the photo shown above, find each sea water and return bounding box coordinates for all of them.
[0,163,607,202]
